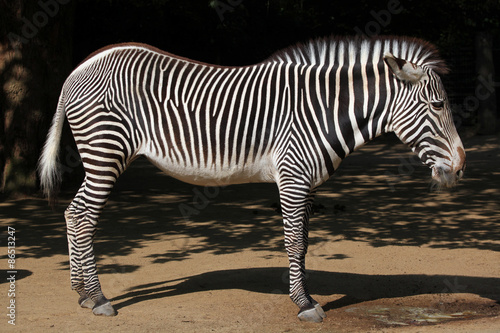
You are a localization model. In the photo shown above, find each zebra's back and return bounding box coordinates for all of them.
[63,44,298,186]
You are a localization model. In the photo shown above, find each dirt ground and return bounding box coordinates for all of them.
[1,133,499,332]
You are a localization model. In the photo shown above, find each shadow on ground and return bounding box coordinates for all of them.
[110,267,500,312]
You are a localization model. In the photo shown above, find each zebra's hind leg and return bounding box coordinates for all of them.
[65,176,118,316]
[279,181,326,322]
[65,183,95,309]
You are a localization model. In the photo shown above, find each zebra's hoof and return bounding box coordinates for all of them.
[92,301,117,316]
[297,305,325,322]
[78,295,95,309]
[314,302,327,319]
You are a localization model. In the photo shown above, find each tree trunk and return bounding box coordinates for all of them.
[475,31,497,135]
[0,0,74,198]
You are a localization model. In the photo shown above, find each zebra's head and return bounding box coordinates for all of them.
[384,52,466,188]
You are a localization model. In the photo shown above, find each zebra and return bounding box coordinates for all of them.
[39,36,466,322]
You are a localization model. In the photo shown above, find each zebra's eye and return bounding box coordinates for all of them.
[431,101,444,109]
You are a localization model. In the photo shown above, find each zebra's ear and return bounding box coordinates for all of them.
[383,52,424,84]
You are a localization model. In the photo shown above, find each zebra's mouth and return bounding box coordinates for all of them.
[430,166,460,190]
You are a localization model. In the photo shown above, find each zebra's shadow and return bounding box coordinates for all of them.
[110,267,500,311]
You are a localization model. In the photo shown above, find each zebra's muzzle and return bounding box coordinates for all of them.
[430,165,462,190]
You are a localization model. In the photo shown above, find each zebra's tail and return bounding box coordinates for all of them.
[38,90,66,205]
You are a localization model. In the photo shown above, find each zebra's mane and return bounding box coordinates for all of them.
[268,36,449,75]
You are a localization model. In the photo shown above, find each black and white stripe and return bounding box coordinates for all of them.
[38,36,465,321]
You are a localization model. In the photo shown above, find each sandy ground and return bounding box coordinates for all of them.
[1,133,499,332]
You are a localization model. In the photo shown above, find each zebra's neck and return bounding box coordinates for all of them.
[281,59,395,164]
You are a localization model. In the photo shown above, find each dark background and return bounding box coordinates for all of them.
[1,0,499,197]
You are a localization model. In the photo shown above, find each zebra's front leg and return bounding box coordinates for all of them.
[280,185,326,322]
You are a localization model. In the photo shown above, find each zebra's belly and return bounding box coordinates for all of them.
[145,155,278,186]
